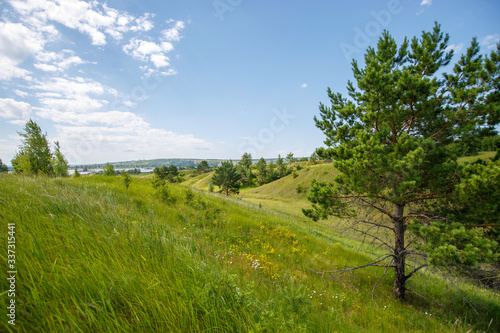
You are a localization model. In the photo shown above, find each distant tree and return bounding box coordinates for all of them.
[0,158,8,173]
[237,153,254,186]
[238,152,253,170]
[166,165,179,182]
[286,152,295,164]
[304,23,500,300]
[267,160,276,182]
[255,158,267,186]
[212,160,242,196]
[11,119,53,175]
[103,163,116,176]
[122,171,132,190]
[310,152,319,164]
[53,141,69,177]
[276,154,286,178]
[196,160,209,174]
[73,167,80,178]
[154,165,168,179]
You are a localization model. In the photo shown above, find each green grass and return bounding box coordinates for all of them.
[1,174,499,332]
[457,151,497,164]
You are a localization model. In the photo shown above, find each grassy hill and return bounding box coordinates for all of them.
[1,174,499,332]
[244,164,338,200]
[181,171,215,190]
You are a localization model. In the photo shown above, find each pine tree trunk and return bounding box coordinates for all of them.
[393,204,406,300]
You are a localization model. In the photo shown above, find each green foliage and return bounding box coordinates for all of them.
[212,160,242,196]
[238,152,253,170]
[315,147,335,161]
[295,184,306,194]
[0,158,8,173]
[291,171,298,179]
[53,141,69,177]
[121,171,132,190]
[103,163,116,176]
[409,222,498,266]
[286,152,295,164]
[196,160,209,174]
[255,158,267,186]
[154,165,180,182]
[309,152,318,164]
[306,23,500,300]
[237,153,254,186]
[276,154,286,178]
[11,119,54,175]
[152,175,175,204]
[73,167,80,178]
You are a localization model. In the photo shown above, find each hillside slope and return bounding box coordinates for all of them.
[3,175,496,332]
[244,163,339,201]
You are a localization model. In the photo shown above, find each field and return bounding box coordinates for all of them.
[1,172,499,332]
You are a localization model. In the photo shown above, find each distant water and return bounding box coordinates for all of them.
[68,168,154,175]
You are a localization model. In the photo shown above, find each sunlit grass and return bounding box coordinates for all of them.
[1,174,498,332]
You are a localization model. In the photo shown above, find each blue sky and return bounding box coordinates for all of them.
[1,0,499,165]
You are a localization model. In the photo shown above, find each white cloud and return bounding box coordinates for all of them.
[13,89,28,98]
[122,20,184,73]
[34,50,90,73]
[7,0,154,46]
[123,38,173,68]
[1,1,193,163]
[55,123,212,164]
[301,83,307,88]
[0,98,32,120]
[162,20,185,42]
[420,0,432,6]
[480,34,500,49]
[30,77,106,98]
[445,43,465,54]
[0,21,45,80]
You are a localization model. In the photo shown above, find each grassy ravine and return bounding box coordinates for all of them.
[1,176,499,332]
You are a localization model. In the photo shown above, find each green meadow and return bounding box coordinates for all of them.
[1,172,499,332]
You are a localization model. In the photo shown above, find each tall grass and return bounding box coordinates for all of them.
[1,174,498,332]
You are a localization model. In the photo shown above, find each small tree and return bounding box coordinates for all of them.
[122,171,132,190]
[238,152,253,170]
[196,160,209,174]
[286,152,295,165]
[237,153,254,186]
[166,165,179,182]
[53,141,69,177]
[309,152,318,165]
[103,163,116,176]
[12,119,53,176]
[267,160,276,182]
[255,158,267,186]
[212,160,241,196]
[304,23,500,300]
[0,158,8,173]
[73,167,81,178]
[276,154,286,178]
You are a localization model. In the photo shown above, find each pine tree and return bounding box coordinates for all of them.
[304,23,499,300]
[255,158,267,186]
[276,154,286,178]
[212,160,241,196]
